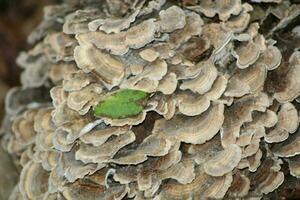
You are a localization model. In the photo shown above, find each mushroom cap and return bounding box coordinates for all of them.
[204,144,242,177]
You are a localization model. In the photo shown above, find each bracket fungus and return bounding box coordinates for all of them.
[2,0,300,199]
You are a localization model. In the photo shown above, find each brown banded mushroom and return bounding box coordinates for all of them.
[19,162,49,200]
[110,135,172,165]
[158,6,186,33]
[265,102,299,143]
[258,45,282,70]
[221,93,270,148]
[180,61,218,94]
[203,144,242,177]
[57,149,101,182]
[75,130,136,164]
[225,62,267,97]
[74,45,125,89]
[271,129,300,158]
[187,0,243,21]
[249,157,284,196]
[76,18,159,56]
[226,171,250,198]
[157,166,232,199]
[287,155,300,178]
[12,109,38,147]
[274,51,300,102]
[153,103,224,144]
[44,32,78,62]
[232,40,262,69]
[49,62,78,85]
[176,91,210,116]
[237,149,263,172]
[179,36,211,63]
[221,3,253,33]
[63,8,104,35]
[139,48,159,62]
[88,6,142,33]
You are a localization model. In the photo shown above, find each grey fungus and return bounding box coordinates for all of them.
[2,0,300,199]
[204,144,242,177]
[158,6,186,33]
[74,45,125,89]
[274,51,300,103]
[187,0,243,21]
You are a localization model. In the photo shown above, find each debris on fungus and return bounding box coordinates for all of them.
[94,89,149,119]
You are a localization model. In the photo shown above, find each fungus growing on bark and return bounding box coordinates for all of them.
[2,0,300,199]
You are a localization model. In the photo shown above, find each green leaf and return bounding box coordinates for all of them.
[94,89,149,119]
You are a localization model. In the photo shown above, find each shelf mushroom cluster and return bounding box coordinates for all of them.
[1,0,300,199]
